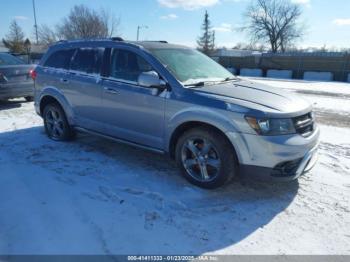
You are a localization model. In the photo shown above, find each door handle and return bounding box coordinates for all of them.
[104,87,119,95]
[60,78,69,84]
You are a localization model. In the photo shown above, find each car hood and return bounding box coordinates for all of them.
[193,79,311,114]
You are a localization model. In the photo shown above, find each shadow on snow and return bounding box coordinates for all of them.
[0,126,299,254]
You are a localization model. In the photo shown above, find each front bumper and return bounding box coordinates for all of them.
[239,143,319,181]
[226,127,320,181]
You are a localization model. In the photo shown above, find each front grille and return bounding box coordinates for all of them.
[293,112,315,137]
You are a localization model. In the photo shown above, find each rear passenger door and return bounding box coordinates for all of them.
[41,48,76,99]
[63,47,105,132]
[101,48,166,149]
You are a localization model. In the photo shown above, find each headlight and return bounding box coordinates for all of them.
[245,116,296,136]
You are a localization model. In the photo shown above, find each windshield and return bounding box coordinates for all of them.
[149,48,234,86]
[0,53,25,66]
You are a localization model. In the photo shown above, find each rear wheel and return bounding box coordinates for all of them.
[175,128,237,189]
[43,103,75,141]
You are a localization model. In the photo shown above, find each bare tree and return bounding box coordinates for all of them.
[100,9,121,38]
[243,0,304,53]
[2,20,26,53]
[37,24,58,46]
[56,5,120,40]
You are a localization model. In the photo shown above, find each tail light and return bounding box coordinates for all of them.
[29,69,37,80]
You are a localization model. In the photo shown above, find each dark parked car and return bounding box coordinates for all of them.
[0,53,35,102]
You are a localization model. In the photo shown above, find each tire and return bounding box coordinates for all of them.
[175,127,238,189]
[43,103,75,141]
[25,96,34,102]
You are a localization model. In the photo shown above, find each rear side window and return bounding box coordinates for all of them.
[110,49,153,82]
[44,49,75,69]
[70,48,104,75]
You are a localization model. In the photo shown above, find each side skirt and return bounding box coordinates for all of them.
[74,126,165,155]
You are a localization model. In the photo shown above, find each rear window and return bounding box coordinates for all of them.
[44,49,75,69]
[0,53,25,66]
[70,48,104,75]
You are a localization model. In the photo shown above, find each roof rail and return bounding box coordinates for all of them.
[111,37,124,42]
[142,40,168,44]
[56,40,67,44]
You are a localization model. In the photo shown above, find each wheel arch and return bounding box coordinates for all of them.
[40,96,60,114]
[38,87,75,125]
[168,121,239,163]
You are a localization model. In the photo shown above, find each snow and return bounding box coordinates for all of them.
[0,80,350,255]
[250,78,350,116]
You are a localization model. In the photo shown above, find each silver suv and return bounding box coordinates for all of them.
[34,39,320,188]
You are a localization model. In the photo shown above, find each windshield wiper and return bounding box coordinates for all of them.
[185,78,237,87]
[184,81,206,87]
[222,77,237,82]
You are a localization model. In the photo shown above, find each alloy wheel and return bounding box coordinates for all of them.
[181,137,221,182]
[45,108,65,139]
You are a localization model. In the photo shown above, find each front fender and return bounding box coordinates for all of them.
[165,106,240,152]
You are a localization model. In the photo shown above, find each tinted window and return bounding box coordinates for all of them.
[110,49,153,82]
[0,53,25,66]
[70,48,104,74]
[44,49,75,69]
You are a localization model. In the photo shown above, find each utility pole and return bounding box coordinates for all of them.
[136,25,148,41]
[32,0,39,44]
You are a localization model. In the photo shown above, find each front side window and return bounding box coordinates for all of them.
[110,49,153,82]
[44,49,75,69]
[149,48,233,86]
[70,48,104,75]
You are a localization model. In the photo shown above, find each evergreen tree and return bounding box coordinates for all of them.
[2,20,26,53]
[197,11,215,55]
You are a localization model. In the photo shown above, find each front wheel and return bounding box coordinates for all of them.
[43,103,75,141]
[175,128,238,189]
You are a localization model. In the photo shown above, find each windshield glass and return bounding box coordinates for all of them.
[149,48,234,86]
[0,53,25,66]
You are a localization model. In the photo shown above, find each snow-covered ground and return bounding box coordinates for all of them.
[0,79,349,255]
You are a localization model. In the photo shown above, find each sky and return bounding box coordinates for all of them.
[1,0,350,49]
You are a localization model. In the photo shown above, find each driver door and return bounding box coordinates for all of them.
[101,48,166,149]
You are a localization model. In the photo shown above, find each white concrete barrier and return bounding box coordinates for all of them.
[348,73,350,83]
[267,70,293,79]
[303,72,333,82]
[226,67,236,74]
[240,68,263,77]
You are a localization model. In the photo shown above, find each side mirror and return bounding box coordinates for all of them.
[138,71,166,89]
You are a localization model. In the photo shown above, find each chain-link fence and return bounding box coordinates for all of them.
[217,52,350,82]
